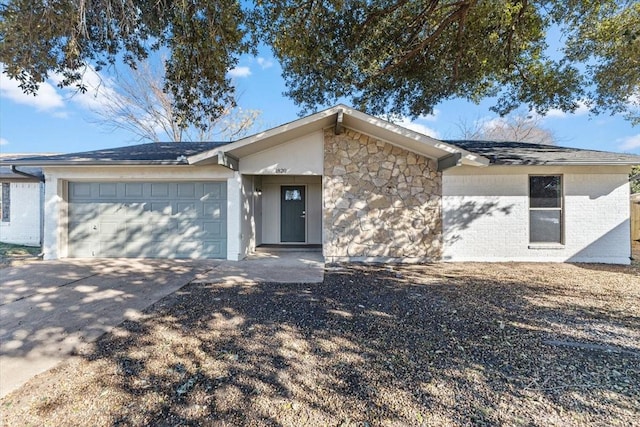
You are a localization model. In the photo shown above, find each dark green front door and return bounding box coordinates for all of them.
[281,186,306,242]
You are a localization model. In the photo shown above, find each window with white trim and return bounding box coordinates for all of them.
[0,182,9,222]
[529,175,562,243]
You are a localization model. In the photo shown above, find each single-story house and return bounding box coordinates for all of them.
[6,105,640,264]
[0,154,44,247]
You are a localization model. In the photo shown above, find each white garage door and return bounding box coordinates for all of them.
[68,181,227,258]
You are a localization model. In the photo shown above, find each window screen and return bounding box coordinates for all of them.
[529,176,562,243]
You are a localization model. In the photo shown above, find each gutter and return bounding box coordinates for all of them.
[10,165,44,182]
[7,160,189,166]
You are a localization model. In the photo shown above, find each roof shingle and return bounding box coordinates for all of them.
[4,141,229,165]
[444,140,640,165]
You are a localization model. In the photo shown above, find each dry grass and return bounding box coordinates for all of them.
[0,242,41,268]
[2,262,639,426]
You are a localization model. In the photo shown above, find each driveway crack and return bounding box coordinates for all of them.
[0,272,101,306]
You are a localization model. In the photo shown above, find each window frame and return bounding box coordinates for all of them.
[0,182,9,223]
[528,174,564,245]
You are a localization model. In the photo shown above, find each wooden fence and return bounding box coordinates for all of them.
[632,194,640,241]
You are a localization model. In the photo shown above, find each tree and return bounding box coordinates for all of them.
[1,1,638,131]
[631,165,640,194]
[1,0,249,133]
[456,112,556,145]
[91,60,260,142]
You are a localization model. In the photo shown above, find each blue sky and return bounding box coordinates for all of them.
[1,49,639,155]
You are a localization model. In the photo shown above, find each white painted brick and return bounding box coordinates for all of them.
[443,167,631,264]
[0,182,42,246]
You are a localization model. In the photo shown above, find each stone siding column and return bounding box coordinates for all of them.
[323,129,442,261]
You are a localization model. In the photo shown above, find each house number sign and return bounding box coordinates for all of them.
[275,168,288,174]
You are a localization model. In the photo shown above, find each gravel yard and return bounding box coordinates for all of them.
[2,262,639,426]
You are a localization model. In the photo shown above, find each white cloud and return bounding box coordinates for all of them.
[0,137,8,146]
[228,66,251,78]
[397,117,440,138]
[0,63,114,118]
[0,65,65,112]
[417,109,440,122]
[64,67,118,114]
[619,134,640,151]
[256,57,274,69]
[479,116,509,131]
[546,101,589,118]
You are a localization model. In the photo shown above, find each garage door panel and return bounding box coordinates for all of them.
[150,183,170,197]
[144,202,172,215]
[202,221,225,238]
[69,202,100,219]
[175,202,198,217]
[175,241,203,258]
[70,241,95,257]
[203,183,225,200]
[203,202,224,220]
[177,183,197,198]
[100,203,125,216]
[70,183,93,199]
[69,181,227,259]
[202,240,225,257]
[68,222,97,245]
[122,202,146,216]
[99,221,124,237]
[98,183,118,197]
[100,241,127,257]
[124,183,144,198]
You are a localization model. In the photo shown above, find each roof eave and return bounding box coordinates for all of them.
[187,104,491,167]
[4,160,189,166]
[188,106,343,164]
[493,161,640,166]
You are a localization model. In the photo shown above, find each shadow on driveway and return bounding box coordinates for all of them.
[0,259,217,397]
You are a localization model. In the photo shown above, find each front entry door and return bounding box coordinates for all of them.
[281,186,306,242]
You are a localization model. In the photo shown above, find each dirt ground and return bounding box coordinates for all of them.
[0,243,41,269]
[1,262,638,426]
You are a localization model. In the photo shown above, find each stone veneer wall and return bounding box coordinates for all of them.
[323,128,442,260]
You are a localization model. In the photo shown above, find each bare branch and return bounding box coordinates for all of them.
[90,58,261,142]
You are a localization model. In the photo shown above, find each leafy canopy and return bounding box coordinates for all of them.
[1,0,638,130]
[632,165,640,194]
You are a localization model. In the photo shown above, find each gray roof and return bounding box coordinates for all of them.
[0,154,48,180]
[445,140,640,165]
[4,141,229,165]
[4,139,639,168]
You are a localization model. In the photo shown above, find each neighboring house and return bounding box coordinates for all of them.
[632,193,640,242]
[0,154,45,246]
[7,106,640,264]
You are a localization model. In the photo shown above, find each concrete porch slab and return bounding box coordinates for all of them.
[192,251,325,285]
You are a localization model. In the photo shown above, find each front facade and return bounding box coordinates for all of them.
[8,106,639,264]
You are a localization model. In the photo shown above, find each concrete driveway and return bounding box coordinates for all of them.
[0,259,216,397]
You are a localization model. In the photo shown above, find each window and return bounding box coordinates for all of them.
[0,182,9,222]
[284,189,302,201]
[529,175,562,243]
